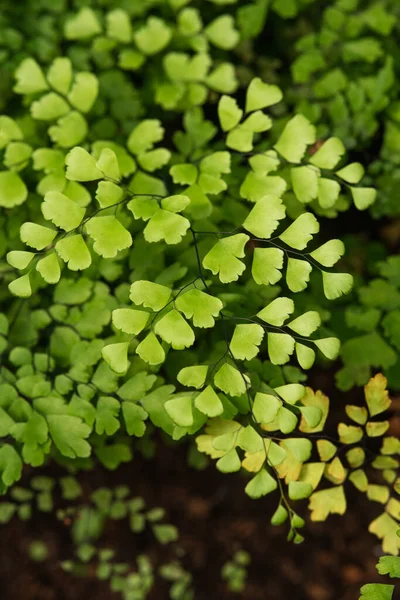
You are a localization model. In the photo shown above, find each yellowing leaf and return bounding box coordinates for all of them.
[299,388,329,433]
[308,486,346,521]
[369,513,400,555]
[364,374,391,417]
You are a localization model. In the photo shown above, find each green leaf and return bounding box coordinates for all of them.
[214,364,246,397]
[153,524,178,545]
[288,481,313,500]
[286,258,312,293]
[33,149,64,174]
[95,396,120,436]
[20,223,56,250]
[144,209,190,245]
[36,253,61,284]
[31,93,69,121]
[8,274,32,298]
[42,192,86,232]
[134,17,172,55]
[136,333,165,365]
[300,406,322,429]
[130,281,171,311]
[106,8,132,42]
[177,7,202,35]
[314,337,340,360]
[170,164,198,185]
[318,178,341,209]
[0,445,22,487]
[277,406,297,433]
[184,184,212,219]
[207,63,237,94]
[336,163,364,184]
[85,216,132,258]
[14,58,48,95]
[205,15,239,50]
[359,584,394,600]
[128,196,158,221]
[178,366,208,389]
[49,112,88,148]
[241,172,287,203]
[102,343,130,375]
[238,425,264,452]
[154,310,195,349]
[376,556,400,578]
[47,415,91,458]
[128,120,164,155]
[0,503,16,524]
[4,144,31,177]
[96,149,120,181]
[7,251,35,270]
[195,386,223,417]
[271,505,289,526]
[252,248,283,285]
[279,213,319,250]
[245,77,282,113]
[122,403,147,437]
[165,395,194,427]
[291,166,318,203]
[56,235,92,271]
[139,148,171,172]
[253,393,281,423]
[47,58,73,95]
[288,311,321,336]
[112,309,149,336]
[0,116,23,149]
[257,297,294,326]
[309,138,345,169]
[66,147,103,181]
[245,469,277,499]
[310,240,345,267]
[216,448,241,473]
[203,234,249,283]
[350,187,377,210]
[0,171,28,208]
[68,72,98,114]
[243,195,286,238]
[64,7,101,39]
[176,289,223,328]
[227,119,257,150]
[200,152,231,176]
[274,115,316,163]
[268,332,295,365]
[218,95,243,132]
[244,111,273,132]
[275,384,304,404]
[322,272,353,300]
[0,408,14,437]
[230,324,264,360]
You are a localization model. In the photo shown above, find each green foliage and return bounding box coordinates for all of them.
[359,555,400,600]
[222,550,251,593]
[0,3,398,593]
[336,256,400,391]
[1,475,190,599]
[288,0,400,218]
